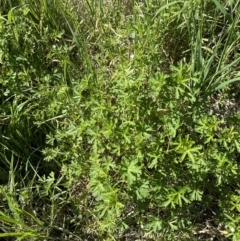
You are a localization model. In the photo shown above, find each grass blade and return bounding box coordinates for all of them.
[154,1,182,19]
[213,0,228,16]
[214,77,240,91]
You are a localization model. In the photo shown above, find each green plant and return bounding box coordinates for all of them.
[1,0,240,240]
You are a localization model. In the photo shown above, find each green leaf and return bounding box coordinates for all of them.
[146,217,163,232]
[189,189,203,201]
[214,77,240,91]
[213,0,232,23]
[136,182,150,200]
[0,232,36,238]
[154,1,182,19]
[169,220,178,231]
[121,159,142,186]
[0,211,25,226]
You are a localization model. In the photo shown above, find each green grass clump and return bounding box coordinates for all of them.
[1,0,240,240]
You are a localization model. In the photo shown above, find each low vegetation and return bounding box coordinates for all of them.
[1,0,240,240]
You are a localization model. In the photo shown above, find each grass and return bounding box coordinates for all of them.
[1,0,240,240]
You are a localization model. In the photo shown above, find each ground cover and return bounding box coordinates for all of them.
[1,0,240,240]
